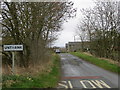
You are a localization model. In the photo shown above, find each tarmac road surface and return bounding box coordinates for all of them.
[58,53,120,89]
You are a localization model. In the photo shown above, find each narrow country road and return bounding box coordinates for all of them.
[58,53,120,89]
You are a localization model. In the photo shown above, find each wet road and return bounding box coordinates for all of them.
[58,53,119,89]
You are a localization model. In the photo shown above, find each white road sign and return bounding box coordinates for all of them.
[4,45,23,51]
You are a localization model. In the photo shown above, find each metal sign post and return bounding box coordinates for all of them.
[4,45,23,74]
[12,52,15,74]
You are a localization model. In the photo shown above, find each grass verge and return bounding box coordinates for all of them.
[70,52,120,74]
[2,54,61,89]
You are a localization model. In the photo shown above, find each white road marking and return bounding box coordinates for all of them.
[80,80,97,88]
[91,80,111,88]
[61,81,67,83]
[68,81,73,89]
[59,79,111,89]
[87,81,96,88]
[80,80,87,88]
[58,83,68,88]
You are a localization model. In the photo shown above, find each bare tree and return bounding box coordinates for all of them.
[2,2,76,67]
[77,0,119,61]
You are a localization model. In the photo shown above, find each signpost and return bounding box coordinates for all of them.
[4,45,23,51]
[4,45,23,74]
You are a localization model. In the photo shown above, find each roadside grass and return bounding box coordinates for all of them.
[2,54,61,89]
[70,52,120,74]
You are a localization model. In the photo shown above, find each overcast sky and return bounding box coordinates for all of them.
[54,0,95,47]
[0,0,96,43]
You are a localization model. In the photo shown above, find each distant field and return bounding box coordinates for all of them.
[71,52,120,74]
